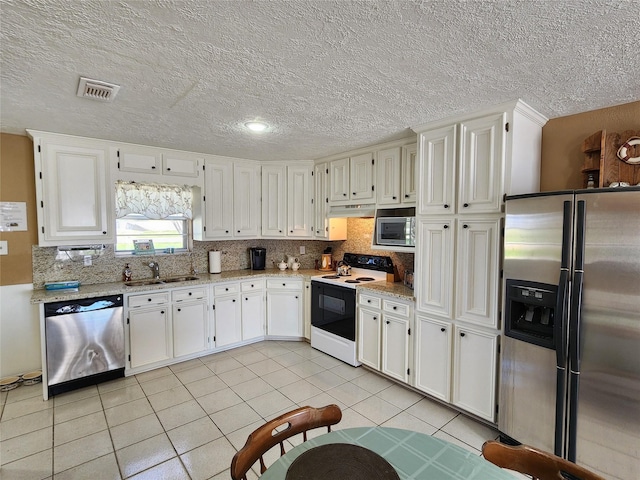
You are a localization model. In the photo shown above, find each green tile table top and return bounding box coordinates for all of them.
[258,427,515,480]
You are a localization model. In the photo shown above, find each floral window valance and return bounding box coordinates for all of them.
[115,181,193,219]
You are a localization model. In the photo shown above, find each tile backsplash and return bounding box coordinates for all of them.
[32,219,414,288]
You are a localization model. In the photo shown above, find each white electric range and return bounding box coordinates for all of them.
[310,253,394,366]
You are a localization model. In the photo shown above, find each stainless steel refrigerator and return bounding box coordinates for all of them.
[499,187,640,480]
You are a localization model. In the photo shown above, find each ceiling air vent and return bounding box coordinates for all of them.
[76,77,120,102]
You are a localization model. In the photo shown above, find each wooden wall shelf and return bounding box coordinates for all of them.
[582,129,640,188]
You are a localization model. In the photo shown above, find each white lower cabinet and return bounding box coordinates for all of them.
[172,286,209,358]
[414,314,451,402]
[213,283,243,348]
[357,292,412,383]
[452,324,498,421]
[241,280,265,341]
[127,292,172,369]
[266,279,303,337]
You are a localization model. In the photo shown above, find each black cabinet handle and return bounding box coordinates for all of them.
[232,299,236,302]
[444,224,449,229]
[279,230,282,233]
[290,230,293,233]
[160,310,164,314]
[225,288,229,291]
[352,192,356,196]
[245,297,248,301]
[282,283,286,286]
[151,166,156,169]
[237,230,240,233]
[463,224,469,229]
[392,196,396,200]
[225,230,229,233]
[147,298,152,302]
[166,167,171,171]
[343,193,347,196]
[460,332,466,337]
[463,203,469,208]
[295,296,299,299]
[444,204,449,209]
[251,284,254,287]
[177,308,181,312]
[386,320,390,324]
[102,231,107,234]
[188,292,192,296]
[441,327,446,332]
[373,317,377,320]
[405,194,409,198]
[367,299,371,303]
[392,306,397,310]
[306,285,309,289]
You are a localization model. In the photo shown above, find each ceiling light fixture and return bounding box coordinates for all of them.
[245,121,268,132]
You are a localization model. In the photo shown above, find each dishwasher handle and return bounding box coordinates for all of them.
[44,294,123,317]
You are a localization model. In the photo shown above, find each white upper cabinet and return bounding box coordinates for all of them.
[117,145,201,178]
[261,164,287,237]
[287,165,313,238]
[376,147,402,205]
[417,125,457,215]
[455,217,501,328]
[457,114,505,214]
[415,100,547,214]
[401,143,418,204]
[314,162,329,238]
[30,132,113,246]
[202,158,234,239]
[329,153,375,204]
[233,163,261,238]
[350,152,375,202]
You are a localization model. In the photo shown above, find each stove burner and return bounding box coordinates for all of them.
[322,275,340,279]
[345,279,360,284]
[356,277,376,281]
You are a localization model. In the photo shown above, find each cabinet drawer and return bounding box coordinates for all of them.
[383,299,410,317]
[128,291,170,308]
[172,287,207,302]
[359,293,382,309]
[213,283,239,296]
[241,280,265,292]
[266,279,302,291]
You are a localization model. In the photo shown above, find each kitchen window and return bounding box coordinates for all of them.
[115,180,193,253]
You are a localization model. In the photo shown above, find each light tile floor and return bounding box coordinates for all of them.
[0,340,517,479]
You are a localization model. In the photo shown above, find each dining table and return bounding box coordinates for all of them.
[258,426,516,480]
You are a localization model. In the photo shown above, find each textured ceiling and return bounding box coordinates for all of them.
[1,0,639,161]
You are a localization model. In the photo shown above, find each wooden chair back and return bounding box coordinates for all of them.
[230,404,342,480]
[482,441,606,480]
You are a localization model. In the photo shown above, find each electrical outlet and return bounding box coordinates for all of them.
[299,246,305,255]
[0,240,7,255]
[83,255,92,266]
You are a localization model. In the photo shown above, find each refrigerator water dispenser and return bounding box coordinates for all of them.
[505,279,557,349]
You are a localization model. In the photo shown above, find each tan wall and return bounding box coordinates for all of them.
[540,101,640,191]
[0,133,37,285]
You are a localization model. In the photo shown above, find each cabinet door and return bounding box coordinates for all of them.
[414,315,451,401]
[452,325,498,421]
[376,147,401,205]
[455,218,500,328]
[118,145,162,174]
[203,159,233,239]
[418,125,457,215]
[233,163,261,237]
[214,295,242,347]
[262,164,287,237]
[242,291,265,340]
[129,307,171,368]
[163,153,200,177]
[329,157,350,203]
[350,152,375,202]
[415,218,455,318]
[381,314,410,383]
[303,281,311,340]
[458,114,505,214]
[38,141,112,245]
[314,162,328,238]
[173,301,208,357]
[266,291,302,337]
[401,143,417,204]
[287,165,313,237]
[357,308,381,370]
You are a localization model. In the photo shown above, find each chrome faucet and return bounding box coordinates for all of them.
[148,261,160,279]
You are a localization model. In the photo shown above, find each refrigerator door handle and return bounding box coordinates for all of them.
[553,200,572,456]
[567,199,586,462]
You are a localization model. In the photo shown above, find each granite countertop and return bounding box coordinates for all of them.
[31,268,416,304]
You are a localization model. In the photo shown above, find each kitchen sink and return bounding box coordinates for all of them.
[162,276,200,283]
[124,276,200,287]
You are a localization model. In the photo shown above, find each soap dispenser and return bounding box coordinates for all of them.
[123,263,132,282]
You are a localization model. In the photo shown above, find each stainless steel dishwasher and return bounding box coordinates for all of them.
[44,294,125,396]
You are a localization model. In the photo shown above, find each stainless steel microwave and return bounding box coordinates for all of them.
[376,216,415,247]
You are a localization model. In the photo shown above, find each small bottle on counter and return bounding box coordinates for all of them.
[587,174,595,189]
[122,263,132,282]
